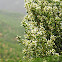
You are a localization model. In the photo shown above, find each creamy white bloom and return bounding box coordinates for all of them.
[50,35,55,41]
[55,17,61,21]
[23,49,27,53]
[54,53,59,56]
[37,31,42,35]
[50,49,55,54]
[44,6,52,12]
[36,6,41,10]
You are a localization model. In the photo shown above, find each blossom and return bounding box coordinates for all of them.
[55,17,61,21]
[50,35,56,41]
[37,31,42,35]
[54,53,59,56]
[50,49,56,55]
[44,6,52,12]
[18,0,61,59]
[23,49,27,53]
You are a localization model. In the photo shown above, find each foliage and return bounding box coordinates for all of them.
[18,0,62,59]
[31,55,62,62]
[19,55,62,62]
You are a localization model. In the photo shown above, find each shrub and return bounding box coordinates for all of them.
[17,0,62,59]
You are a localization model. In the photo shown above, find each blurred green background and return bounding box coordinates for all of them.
[0,10,25,62]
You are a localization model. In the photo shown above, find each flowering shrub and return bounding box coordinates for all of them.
[17,0,62,59]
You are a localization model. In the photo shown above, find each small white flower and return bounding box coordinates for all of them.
[50,35,55,41]
[37,31,42,35]
[36,6,41,10]
[54,53,59,56]
[55,17,61,21]
[60,1,62,5]
[44,6,52,12]
[50,49,55,54]
[23,56,26,59]
[23,49,27,53]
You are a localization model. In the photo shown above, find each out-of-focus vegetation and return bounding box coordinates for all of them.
[0,10,24,62]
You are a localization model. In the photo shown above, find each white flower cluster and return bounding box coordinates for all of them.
[21,20,57,59]
[44,6,52,12]
[18,0,62,59]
